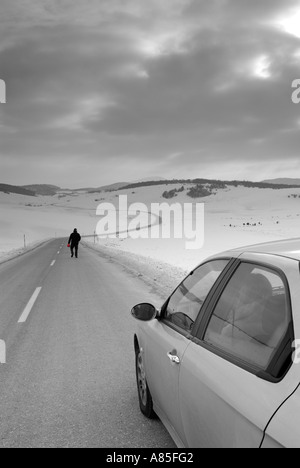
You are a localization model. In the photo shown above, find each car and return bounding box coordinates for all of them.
[131,238,300,448]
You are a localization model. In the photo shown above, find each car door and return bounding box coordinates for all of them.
[178,260,297,448]
[143,259,230,447]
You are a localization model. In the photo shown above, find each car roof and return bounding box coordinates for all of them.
[221,238,300,261]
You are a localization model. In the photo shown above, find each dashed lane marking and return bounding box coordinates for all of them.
[18,287,42,324]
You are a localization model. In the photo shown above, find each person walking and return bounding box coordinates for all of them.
[68,228,81,258]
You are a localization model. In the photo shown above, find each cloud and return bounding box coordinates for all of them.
[1,0,300,186]
[49,95,117,131]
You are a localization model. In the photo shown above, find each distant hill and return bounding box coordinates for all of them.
[122,178,300,191]
[0,184,35,196]
[88,182,129,193]
[133,177,167,183]
[22,184,61,196]
[262,178,300,186]
[3,177,300,198]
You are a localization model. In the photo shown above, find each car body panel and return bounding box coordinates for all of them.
[230,238,300,261]
[260,435,284,449]
[178,341,299,448]
[261,384,300,448]
[133,239,300,448]
[138,319,191,447]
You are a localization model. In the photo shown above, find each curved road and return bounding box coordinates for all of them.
[0,239,175,448]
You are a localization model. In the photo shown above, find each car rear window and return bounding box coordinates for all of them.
[204,262,291,371]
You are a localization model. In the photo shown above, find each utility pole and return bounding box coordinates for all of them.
[24,234,26,249]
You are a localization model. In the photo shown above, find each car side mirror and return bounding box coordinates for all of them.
[131,303,158,322]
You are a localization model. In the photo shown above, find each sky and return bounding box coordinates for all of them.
[0,0,300,188]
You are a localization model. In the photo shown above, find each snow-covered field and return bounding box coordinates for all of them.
[85,184,300,272]
[1,184,300,278]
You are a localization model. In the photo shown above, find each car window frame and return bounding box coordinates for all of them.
[192,259,295,383]
[159,257,236,339]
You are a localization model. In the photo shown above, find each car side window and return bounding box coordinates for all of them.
[204,263,291,371]
[164,260,229,332]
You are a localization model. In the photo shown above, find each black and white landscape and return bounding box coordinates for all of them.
[1,0,300,449]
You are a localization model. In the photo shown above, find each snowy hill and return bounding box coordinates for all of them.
[262,178,300,186]
[22,184,60,196]
[87,182,129,193]
[2,180,300,271]
[0,184,35,196]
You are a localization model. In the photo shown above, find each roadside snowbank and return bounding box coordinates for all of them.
[0,238,53,265]
[83,241,188,300]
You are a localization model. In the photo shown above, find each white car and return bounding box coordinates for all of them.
[131,239,300,448]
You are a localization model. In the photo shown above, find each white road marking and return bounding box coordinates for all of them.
[0,340,6,364]
[18,287,42,324]
[51,260,56,266]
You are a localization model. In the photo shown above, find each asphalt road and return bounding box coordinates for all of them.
[0,239,175,448]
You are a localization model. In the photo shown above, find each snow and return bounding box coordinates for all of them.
[86,184,300,272]
[1,184,300,278]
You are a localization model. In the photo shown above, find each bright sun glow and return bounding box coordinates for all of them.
[278,10,300,38]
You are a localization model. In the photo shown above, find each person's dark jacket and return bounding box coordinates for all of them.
[68,231,81,246]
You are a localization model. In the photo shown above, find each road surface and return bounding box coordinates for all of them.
[0,239,175,448]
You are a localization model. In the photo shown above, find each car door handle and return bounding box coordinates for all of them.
[167,352,180,364]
